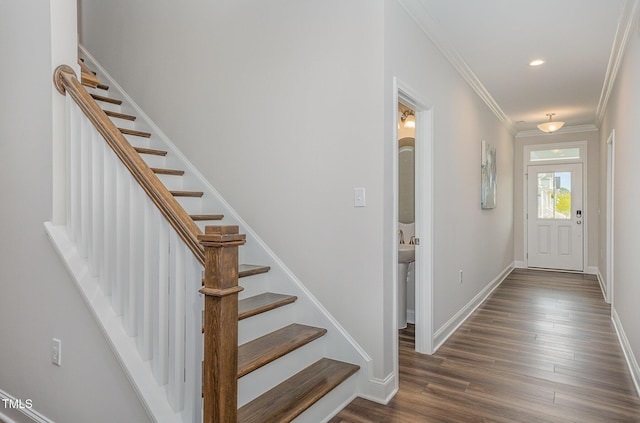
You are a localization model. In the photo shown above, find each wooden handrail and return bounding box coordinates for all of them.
[54,65,205,265]
[199,226,246,423]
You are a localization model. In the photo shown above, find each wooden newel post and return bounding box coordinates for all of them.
[198,225,246,423]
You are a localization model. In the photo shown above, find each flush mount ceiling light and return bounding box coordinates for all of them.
[537,113,565,133]
[400,110,415,128]
[529,59,546,66]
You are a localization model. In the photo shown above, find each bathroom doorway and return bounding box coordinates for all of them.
[397,102,416,331]
[395,81,434,359]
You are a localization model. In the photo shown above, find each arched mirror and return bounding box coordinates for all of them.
[399,137,415,224]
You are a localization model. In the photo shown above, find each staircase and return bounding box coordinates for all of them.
[46,48,365,422]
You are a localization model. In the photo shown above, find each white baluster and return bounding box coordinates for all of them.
[153,218,170,385]
[183,254,204,423]
[90,127,104,277]
[168,231,186,411]
[124,180,143,337]
[102,145,117,296]
[114,163,130,316]
[67,98,81,242]
[137,196,158,360]
[79,118,91,259]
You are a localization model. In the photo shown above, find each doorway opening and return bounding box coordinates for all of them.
[393,80,434,375]
[524,142,587,272]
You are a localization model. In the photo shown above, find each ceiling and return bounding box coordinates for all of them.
[403,0,638,136]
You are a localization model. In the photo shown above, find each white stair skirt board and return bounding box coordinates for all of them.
[433,263,514,352]
[0,389,55,423]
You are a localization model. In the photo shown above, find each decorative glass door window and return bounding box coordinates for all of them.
[537,172,571,219]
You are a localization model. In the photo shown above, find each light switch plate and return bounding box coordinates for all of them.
[354,187,366,207]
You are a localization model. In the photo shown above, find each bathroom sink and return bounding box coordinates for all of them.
[398,244,415,263]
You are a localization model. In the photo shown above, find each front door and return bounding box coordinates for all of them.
[527,163,583,271]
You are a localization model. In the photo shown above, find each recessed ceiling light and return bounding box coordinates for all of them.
[529,59,546,67]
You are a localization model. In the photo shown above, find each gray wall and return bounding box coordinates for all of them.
[599,22,640,376]
[0,1,150,421]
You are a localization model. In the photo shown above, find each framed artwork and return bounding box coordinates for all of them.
[481,140,497,209]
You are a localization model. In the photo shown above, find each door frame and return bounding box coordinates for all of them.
[526,162,584,271]
[523,141,588,272]
[393,78,434,357]
[605,130,615,303]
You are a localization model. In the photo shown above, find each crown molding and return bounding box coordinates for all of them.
[397,0,517,136]
[515,124,599,139]
[595,0,640,126]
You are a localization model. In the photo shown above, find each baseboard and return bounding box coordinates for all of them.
[0,389,54,423]
[611,307,640,397]
[433,263,514,351]
[585,266,599,275]
[358,371,398,405]
[595,269,609,303]
[406,309,415,325]
[514,260,526,269]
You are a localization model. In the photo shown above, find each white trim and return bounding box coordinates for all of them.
[394,78,435,359]
[0,389,55,423]
[596,0,640,127]
[433,263,514,351]
[596,269,607,300]
[605,130,616,304]
[358,372,399,406]
[515,124,598,138]
[44,223,179,423]
[585,266,599,275]
[514,260,526,269]
[611,307,640,397]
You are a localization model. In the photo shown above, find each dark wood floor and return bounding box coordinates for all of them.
[331,269,640,422]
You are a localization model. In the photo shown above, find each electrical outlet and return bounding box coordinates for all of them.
[52,338,62,366]
[458,270,463,284]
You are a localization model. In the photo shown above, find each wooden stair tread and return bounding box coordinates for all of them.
[78,59,100,88]
[202,292,296,333]
[119,127,151,138]
[90,93,122,105]
[190,214,223,221]
[105,110,136,121]
[238,358,360,423]
[151,167,185,176]
[239,293,297,320]
[201,264,270,287]
[239,264,271,278]
[238,324,327,378]
[170,190,204,197]
[97,83,110,91]
[134,146,167,156]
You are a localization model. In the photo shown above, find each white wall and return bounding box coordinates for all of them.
[0,2,150,422]
[514,130,600,270]
[599,21,640,375]
[79,0,514,383]
[384,0,514,336]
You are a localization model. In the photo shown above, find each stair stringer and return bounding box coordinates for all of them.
[79,45,396,420]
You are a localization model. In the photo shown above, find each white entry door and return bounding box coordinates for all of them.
[527,163,583,271]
